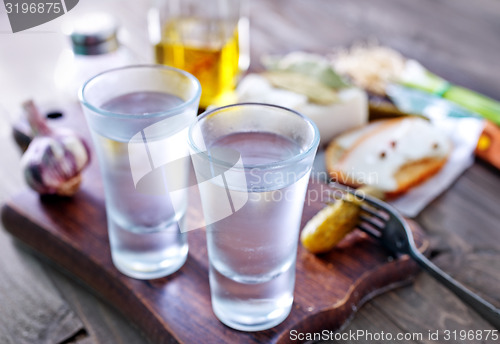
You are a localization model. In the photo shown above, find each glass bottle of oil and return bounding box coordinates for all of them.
[150,0,249,109]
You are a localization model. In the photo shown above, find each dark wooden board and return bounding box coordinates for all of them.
[2,104,428,344]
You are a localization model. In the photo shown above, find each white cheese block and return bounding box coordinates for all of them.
[236,74,368,145]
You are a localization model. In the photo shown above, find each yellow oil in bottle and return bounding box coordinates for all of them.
[155,18,241,108]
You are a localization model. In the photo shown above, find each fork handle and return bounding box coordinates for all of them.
[410,249,500,329]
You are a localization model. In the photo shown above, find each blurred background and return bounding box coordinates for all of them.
[1,0,499,113]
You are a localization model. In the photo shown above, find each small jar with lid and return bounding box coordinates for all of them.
[54,13,136,101]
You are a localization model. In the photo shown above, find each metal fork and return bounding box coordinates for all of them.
[352,191,500,329]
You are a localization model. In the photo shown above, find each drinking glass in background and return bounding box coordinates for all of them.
[80,65,201,279]
[188,103,320,331]
[149,0,250,108]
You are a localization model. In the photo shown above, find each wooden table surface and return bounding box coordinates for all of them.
[1,0,499,343]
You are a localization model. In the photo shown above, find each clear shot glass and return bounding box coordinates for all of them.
[80,65,200,279]
[188,103,319,331]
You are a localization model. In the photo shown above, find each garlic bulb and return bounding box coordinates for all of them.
[21,101,91,196]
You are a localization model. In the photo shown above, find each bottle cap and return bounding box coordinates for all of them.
[70,13,119,55]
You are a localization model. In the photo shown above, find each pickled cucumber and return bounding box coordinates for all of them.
[300,186,383,254]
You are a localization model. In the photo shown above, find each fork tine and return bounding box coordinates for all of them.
[359,213,385,231]
[357,223,382,238]
[360,204,389,222]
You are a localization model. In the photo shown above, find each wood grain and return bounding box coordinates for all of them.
[45,262,147,344]
[326,303,419,344]
[0,231,84,344]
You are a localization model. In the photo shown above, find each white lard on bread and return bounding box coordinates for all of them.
[326,117,452,197]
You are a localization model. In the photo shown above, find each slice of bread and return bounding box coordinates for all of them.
[325,117,451,198]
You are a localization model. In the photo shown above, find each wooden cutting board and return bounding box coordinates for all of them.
[2,104,428,344]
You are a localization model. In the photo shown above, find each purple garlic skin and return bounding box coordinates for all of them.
[20,101,91,196]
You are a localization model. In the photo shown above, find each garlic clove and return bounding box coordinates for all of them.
[55,174,82,197]
[20,100,91,196]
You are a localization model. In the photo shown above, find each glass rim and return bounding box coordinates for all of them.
[188,102,320,170]
[79,64,201,119]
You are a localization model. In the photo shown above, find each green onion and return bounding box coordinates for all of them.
[400,60,500,125]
